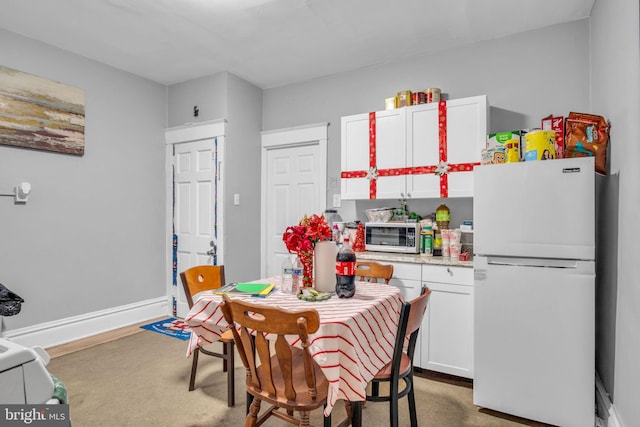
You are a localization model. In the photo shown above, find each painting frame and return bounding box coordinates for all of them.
[0,65,85,156]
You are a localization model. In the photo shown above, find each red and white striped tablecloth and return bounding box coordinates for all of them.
[184,277,403,415]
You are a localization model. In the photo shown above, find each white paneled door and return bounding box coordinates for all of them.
[261,124,328,279]
[174,139,218,317]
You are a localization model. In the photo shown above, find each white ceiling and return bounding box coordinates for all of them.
[0,0,594,89]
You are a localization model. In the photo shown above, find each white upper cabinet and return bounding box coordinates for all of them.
[408,95,488,198]
[341,108,406,200]
[341,95,488,200]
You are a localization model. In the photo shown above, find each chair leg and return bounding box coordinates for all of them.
[299,410,311,427]
[246,391,252,415]
[222,342,228,372]
[246,397,261,427]
[371,380,380,397]
[389,378,399,427]
[407,374,417,427]
[351,401,363,427]
[323,403,332,427]
[188,348,200,391]
[344,400,352,419]
[226,342,235,407]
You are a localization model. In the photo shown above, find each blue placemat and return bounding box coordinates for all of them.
[140,317,191,341]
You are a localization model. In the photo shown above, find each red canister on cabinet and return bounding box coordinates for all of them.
[412,92,427,105]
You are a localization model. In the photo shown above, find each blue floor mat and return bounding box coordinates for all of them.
[140,317,191,341]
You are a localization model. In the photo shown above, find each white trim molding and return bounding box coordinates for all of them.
[261,122,329,147]
[165,119,227,145]
[1,297,168,349]
[164,120,227,315]
[596,372,622,427]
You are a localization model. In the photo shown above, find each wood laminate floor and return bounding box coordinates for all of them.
[45,316,166,358]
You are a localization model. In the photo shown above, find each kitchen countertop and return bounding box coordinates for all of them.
[356,251,474,268]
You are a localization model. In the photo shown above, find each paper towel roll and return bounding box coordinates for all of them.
[314,241,339,293]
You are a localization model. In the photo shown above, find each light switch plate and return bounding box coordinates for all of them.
[332,194,341,208]
[233,194,240,205]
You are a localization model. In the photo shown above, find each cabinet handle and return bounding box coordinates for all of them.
[447,267,453,275]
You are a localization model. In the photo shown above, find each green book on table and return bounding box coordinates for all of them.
[215,282,275,297]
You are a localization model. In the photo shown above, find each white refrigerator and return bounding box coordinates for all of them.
[472,157,595,427]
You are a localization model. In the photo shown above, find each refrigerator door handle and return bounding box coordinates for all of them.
[486,256,579,269]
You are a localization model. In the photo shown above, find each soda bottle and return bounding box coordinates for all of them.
[291,255,302,294]
[281,255,293,293]
[335,238,356,298]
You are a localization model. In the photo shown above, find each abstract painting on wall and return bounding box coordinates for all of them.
[0,66,85,155]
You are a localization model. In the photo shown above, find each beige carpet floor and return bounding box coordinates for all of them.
[47,329,549,427]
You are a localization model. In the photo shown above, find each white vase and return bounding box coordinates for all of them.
[314,241,338,293]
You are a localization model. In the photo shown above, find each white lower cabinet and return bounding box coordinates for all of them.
[420,265,474,378]
[387,262,424,366]
[385,261,474,378]
[388,262,423,299]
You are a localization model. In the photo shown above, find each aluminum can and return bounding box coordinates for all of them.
[397,90,412,107]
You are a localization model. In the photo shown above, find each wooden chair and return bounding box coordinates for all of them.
[366,287,431,427]
[180,265,236,407]
[355,261,394,284]
[219,294,333,427]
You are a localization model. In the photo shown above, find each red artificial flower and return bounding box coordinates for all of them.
[305,214,331,243]
[282,214,330,253]
[282,225,307,253]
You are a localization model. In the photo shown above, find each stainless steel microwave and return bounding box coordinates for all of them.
[365,222,420,253]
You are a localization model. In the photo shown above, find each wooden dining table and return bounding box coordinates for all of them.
[184,277,403,426]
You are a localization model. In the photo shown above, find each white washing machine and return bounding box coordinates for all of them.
[0,338,55,404]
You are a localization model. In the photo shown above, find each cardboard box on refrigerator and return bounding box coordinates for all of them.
[541,115,565,159]
[486,131,522,163]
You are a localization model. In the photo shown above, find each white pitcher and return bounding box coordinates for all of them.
[314,240,339,293]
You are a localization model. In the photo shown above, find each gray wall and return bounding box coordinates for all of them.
[591,1,640,426]
[167,73,228,128]
[0,29,167,331]
[167,72,263,284]
[224,74,263,283]
[263,19,591,224]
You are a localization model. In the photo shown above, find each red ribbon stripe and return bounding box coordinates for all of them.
[340,100,479,198]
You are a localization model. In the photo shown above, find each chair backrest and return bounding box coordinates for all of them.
[391,287,432,373]
[219,294,322,402]
[355,261,394,284]
[180,265,226,309]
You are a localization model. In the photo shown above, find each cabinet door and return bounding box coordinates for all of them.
[420,264,474,377]
[386,262,423,367]
[341,109,406,199]
[341,113,370,199]
[408,95,488,198]
[420,280,474,378]
[388,262,422,300]
[406,102,440,198]
[445,95,487,197]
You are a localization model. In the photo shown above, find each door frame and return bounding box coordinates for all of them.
[165,119,227,314]
[260,122,329,278]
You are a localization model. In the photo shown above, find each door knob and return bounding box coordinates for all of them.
[207,240,216,256]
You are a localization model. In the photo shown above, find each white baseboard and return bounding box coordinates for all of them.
[1,297,170,349]
[596,372,623,427]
